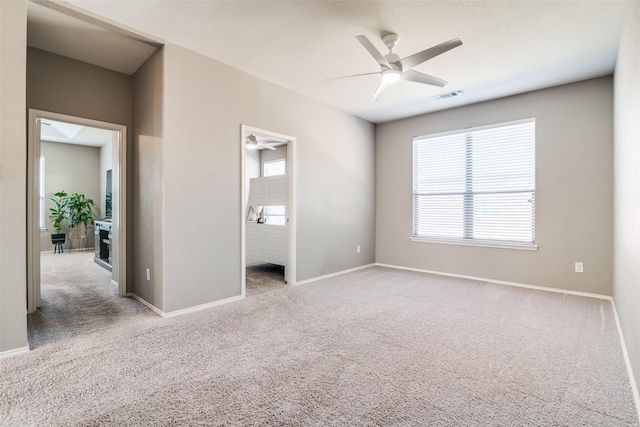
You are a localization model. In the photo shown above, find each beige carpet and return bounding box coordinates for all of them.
[3,266,639,425]
[28,251,155,349]
[246,263,287,296]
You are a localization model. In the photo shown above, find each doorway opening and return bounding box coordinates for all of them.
[241,125,297,297]
[27,110,129,345]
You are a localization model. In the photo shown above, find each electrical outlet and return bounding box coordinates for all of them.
[146,268,151,281]
[575,262,584,273]
[357,245,361,254]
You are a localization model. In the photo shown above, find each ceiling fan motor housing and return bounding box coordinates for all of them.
[382,33,399,50]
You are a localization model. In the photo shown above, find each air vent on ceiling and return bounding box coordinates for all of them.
[433,90,464,100]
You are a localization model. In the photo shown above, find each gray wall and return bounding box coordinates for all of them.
[40,141,101,251]
[260,145,287,175]
[0,0,28,354]
[376,77,613,296]
[132,48,164,310]
[27,46,133,289]
[614,0,640,400]
[162,43,375,313]
[244,148,260,208]
[27,47,133,131]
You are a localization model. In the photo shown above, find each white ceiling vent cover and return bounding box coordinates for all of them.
[433,90,464,100]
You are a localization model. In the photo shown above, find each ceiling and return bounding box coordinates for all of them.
[27,1,157,75]
[29,1,626,124]
[41,119,115,147]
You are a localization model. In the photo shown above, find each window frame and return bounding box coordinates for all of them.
[411,118,538,251]
[39,156,47,230]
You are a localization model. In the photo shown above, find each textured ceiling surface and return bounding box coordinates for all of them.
[34,1,626,123]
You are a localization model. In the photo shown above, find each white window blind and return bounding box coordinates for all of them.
[413,118,536,247]
[262,159,286,225]
[39,156,46,230]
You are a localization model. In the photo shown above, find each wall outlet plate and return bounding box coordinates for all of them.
[575,262,584,273]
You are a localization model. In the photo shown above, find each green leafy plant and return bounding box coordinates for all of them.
[48,190,68,233]
[66,193,96,228]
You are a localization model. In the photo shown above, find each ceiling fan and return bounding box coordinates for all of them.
[244,134,277,150]
[325,33,462,101]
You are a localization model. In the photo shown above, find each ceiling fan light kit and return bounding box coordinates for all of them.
[325,32,462,102]
[381,68,401,84]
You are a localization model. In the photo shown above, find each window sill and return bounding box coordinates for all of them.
[410,236,538,251]
[40,227,48,232]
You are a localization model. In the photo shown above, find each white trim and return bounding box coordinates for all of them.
[128,293,164,317]
[40,248,95,254]
[27,109,128,313]
[162,295,244,318]
[27,109,42,312]
[129,292,245,319]
[410,237,539,251]
[611,302,640,422]
[295,263,376,286]
[240,125,297,294]
[375,263,611,300]
[111,280,118,288]
[413,117,535,141]
[0,346,30,358]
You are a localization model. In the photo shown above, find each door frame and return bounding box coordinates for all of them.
[27,109,128,313]
[240,124,297,296]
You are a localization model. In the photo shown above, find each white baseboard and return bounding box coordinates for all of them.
[376,262,638,420]
[127,293,163,317]
[611,302,640,422]
[40,248,94,254]
[0,345,30,358]
[375,263,612,301]
[128,292,245,319]
[162,295,244,318]
[111,280,118,288]
[294,263,376,286]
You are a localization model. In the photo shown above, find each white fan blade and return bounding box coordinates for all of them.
[323,71,380,82]
[356,35,391,69]
[402,70,447,87]
[372,81,387,102]
[257,143,276,150]
[398,38,462,71]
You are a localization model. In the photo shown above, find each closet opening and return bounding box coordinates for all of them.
[241,125,297,297]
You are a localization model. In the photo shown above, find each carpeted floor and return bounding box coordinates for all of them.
[246,263,287,296]
[27,251,154,349]
[4,266,639,425]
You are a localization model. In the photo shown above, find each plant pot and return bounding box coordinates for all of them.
[51,233,65,253]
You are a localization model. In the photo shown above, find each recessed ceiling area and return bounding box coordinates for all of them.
[41,119,114,147]
[27,1,158,75]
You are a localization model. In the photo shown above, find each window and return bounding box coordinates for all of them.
[262,205,286,225]
[412,118,536,248]
[39,156,46,230]
[262,158,286,225]
[263,159,285,177]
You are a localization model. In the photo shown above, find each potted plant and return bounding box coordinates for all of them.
[49,191,68,253]
[67,193,95,250]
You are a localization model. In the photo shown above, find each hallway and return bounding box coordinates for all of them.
[28,251,152,349]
